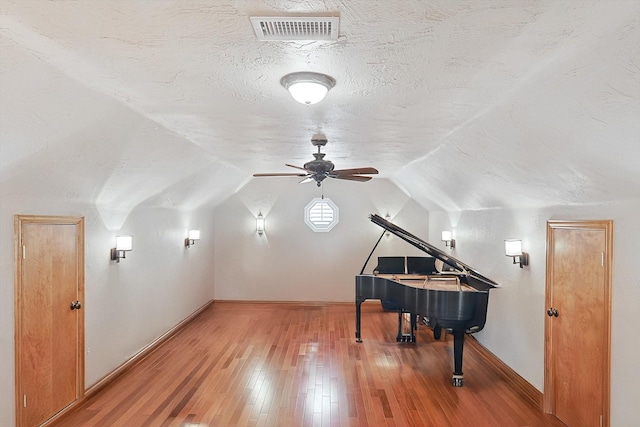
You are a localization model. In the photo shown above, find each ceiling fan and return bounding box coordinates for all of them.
[253,136,379,187]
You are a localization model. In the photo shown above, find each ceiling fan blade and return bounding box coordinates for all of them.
[332,167,379,175]
[331,174,372,182]
[285,164,308,172]
[253,173,309,177]
[299,176,315,184]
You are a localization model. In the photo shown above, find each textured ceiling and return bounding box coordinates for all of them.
[1,0,639,218]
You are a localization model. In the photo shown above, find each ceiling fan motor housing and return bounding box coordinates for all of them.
[305,136,334,174]
[304,155,334,174]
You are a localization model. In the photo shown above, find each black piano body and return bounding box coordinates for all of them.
[355,214,499,387]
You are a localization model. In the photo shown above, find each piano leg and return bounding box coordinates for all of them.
[452,329,465,387]
[433,326,442,340]
[355,297,364,343]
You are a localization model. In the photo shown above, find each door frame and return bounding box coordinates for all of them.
[14,215,85,427]
[544,219,612,425]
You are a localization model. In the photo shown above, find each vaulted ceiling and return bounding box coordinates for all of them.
[1,1,638,217]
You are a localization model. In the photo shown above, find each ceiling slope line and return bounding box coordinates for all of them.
[0,15,238,172]
[393,2,629,184]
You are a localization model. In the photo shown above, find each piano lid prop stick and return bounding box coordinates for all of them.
[359,228,387,275]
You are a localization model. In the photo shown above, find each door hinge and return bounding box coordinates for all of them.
[23,394,26,408]
[601,252,604,267]
[600,414,603,427]
[22,245,26,260]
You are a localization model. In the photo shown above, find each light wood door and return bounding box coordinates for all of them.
[544,220,612,427]
[15,215,84,427]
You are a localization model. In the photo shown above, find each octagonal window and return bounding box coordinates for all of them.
[305,198,339,232]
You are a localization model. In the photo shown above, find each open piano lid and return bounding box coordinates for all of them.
[369,214,500,289]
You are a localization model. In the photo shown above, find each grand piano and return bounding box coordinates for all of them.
[355,214,499,387]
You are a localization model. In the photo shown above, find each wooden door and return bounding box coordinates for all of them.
[544,220,612,427]
[15,215,85,427]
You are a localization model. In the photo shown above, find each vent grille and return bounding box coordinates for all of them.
[250,16,339,41]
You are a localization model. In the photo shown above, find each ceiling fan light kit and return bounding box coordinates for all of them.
[280,72,336,105]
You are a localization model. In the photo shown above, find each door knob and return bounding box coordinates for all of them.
[546,307,558,317]
[70,301,82,310]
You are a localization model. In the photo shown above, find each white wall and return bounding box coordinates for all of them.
[213,178,429,302]
[0,198,216,427]
[428,198,640,426]
[213,178,640,424]
[3,171,637,426]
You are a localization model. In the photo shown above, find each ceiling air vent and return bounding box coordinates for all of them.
[250,16,339,41]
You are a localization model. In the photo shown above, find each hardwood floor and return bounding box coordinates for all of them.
[52,302,565,427]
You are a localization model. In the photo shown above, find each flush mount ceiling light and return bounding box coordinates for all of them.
[280,72,336,105]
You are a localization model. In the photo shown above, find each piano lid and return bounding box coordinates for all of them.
[368,214,499,288]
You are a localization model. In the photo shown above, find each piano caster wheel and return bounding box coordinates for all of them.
[452,375,463,387]
[433,327,442,341]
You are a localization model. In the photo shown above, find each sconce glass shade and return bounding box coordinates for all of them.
[504,239,523,256]
[185,229,200,248]
[116,235,133,251]
[256,212,265,235]
[441,230,455,249]
[505,239,528,267]
[280,72,336,105]
[111,235,132,262]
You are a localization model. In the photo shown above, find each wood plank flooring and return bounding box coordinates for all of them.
[52,302,565,426]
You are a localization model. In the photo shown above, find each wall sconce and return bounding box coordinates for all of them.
[384,212,391,236]
[505,239,529,268]
[441,231,455,249]
[256,212,265,236]
[185,229,200,248]
[111,235,132,262]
